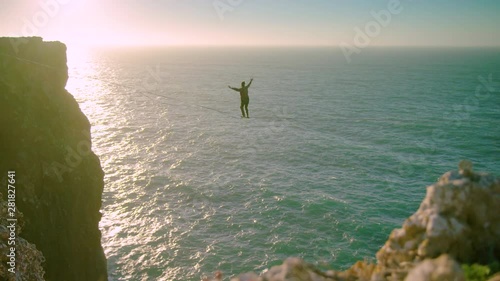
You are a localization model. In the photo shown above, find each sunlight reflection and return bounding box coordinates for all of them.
[65,45,106,122]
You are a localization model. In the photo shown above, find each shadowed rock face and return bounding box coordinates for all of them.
[0,37,107,281]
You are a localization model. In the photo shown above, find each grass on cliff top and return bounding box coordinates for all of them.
[462,261,500,281]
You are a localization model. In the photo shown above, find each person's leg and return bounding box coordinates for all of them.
[240,102,246,117]
[244,98,250,118]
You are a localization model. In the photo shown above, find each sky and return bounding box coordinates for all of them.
[1,0,500,47]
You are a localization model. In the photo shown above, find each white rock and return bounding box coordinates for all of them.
[405,255,465,281]
[426,214,448,237]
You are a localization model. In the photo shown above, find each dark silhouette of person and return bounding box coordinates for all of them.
[228,78,253,118]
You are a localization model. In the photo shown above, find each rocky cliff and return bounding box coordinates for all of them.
[0,37,107,281]
[228,161,499,281]
[1,192,45,280]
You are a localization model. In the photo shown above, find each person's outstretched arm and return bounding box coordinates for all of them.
[246,78,254,88]
[228,85,239,91]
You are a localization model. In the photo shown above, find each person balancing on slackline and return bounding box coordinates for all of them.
[228,78,253,118]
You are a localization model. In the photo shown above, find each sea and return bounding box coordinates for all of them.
[65,46,500,281]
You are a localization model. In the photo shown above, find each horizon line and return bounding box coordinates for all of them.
[74,43,500,49]
[3,37,499,49]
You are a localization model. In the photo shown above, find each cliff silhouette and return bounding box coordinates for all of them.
[0,37,107,281]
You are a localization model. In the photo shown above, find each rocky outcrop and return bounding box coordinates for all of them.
[374,161,499,275]
[229,161,499,281]
[405,255,464,281]
[0,37,107,281]
[0,193,45,280]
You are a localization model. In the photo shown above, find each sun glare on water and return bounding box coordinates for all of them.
[65,44,108,127]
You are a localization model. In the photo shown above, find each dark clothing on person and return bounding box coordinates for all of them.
[229,79,253,118]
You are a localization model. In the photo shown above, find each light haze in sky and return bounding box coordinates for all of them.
[1,0,499,47]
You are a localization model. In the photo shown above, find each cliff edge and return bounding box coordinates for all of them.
[0,37,107,281]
